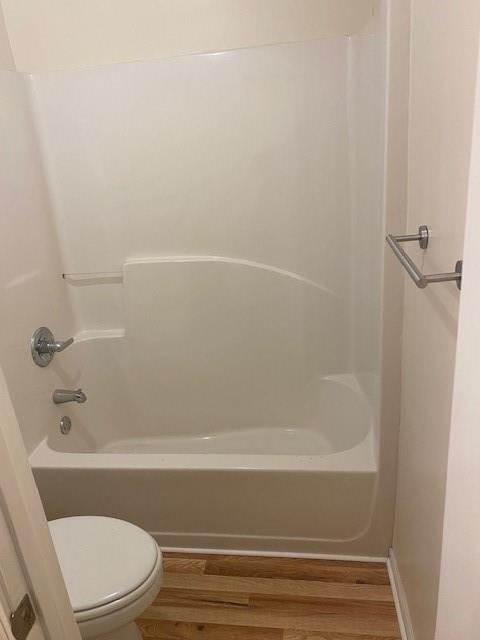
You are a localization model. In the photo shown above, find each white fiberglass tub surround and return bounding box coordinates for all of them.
[32,257,377,554]
[30,22,388,556]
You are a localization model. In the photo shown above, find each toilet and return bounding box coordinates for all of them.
[48,516,163,640]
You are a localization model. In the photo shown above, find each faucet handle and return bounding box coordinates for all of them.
[31,327,74,367]
[44,337,74,353]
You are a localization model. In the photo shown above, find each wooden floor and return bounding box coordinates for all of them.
[137,553,400,640]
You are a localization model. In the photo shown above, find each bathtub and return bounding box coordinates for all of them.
[30,258,379,555]
[31,369,377,555]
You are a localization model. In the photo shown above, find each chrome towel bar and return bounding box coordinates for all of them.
[386,225,462,290]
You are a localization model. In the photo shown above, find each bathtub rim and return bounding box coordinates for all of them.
[30,427,376,472]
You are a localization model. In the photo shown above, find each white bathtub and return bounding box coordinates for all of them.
[31,370,377,555]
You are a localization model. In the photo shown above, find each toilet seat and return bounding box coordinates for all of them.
[74,551,162,624]
[48,516,161,622]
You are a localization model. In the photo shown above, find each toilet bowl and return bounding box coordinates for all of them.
[48,516,163,640]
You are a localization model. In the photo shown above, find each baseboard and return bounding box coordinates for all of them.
[152,531,387,562]
[387,548,415,640]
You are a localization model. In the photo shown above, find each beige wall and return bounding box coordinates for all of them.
[0,71,75,453]
[374,0,410,560]
[392,1,480,639]
[0,0,374,72]
[0,3,14,69]
[434,33,480,637]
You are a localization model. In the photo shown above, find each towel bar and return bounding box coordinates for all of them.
[386,225,462,290]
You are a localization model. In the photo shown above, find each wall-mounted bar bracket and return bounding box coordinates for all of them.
[386,226,462,290]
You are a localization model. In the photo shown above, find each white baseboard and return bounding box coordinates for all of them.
[387,548,415,640]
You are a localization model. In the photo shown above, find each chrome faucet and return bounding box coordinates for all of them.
[31,327,74,367]
[53,389,87,405]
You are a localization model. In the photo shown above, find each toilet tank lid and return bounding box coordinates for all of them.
[48,516,159,613]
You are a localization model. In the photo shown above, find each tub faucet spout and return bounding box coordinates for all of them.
[53,388,87,404]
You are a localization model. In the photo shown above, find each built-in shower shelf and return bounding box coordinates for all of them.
[75,329,125,342]
[62,271,123,283]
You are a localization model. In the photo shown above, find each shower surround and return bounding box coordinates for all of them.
[28,22,394,556]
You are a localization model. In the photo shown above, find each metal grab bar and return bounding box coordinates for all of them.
[386,225,462,290]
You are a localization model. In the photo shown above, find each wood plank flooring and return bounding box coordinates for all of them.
[137,553,400,639]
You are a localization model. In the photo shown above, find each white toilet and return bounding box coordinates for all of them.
[48,516,163,640]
